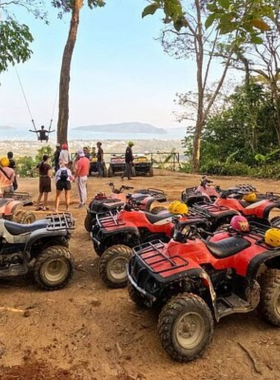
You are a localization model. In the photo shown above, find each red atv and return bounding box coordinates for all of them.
[0,192,35,224]
[84,182,167,232]
[92,202,238,288]
[181,176,256,205]
[127,216,280,362]
[215,188,280,223]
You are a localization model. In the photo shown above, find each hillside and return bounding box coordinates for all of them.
[72,122,167,134]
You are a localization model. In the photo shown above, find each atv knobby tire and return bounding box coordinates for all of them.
[259,269,280,326]
[34,245,74,290]
[15,211,36,224]
[158,293,214,362]
[84,214,93,232]
[270,216,280,228]
[128,282,147,308]
[99,245,133,288]
[150,206,167,214]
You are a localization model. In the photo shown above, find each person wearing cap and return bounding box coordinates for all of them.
[59,143,71,167]
[54,144,61,172]
[35,154,52,211]
[74,148,90,208]
[121,141,134,180]
[0,156,15,194]
[96,141,104,177]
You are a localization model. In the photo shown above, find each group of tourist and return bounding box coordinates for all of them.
[0,140,135,212]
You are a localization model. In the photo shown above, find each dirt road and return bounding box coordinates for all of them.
[1,170,280,380]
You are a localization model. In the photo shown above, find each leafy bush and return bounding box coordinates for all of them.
[16,156,36,177]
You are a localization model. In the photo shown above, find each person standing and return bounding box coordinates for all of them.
[35,155,52,211]
[54,161,74,212]
[96,141,104,177]
[7,152,16,169]
[54,144,61,172]
[59,143,71,167]
[121,141,134,180]
[0,157,15,193]
[75,148,90,208]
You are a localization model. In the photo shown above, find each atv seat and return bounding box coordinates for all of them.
[206,237,251,259]
[4,219,49,236]
[145,211,174,224]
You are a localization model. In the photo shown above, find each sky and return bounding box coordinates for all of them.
[0,0,233,130]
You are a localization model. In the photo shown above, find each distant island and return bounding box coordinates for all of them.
[0,125,15,130]
[72,122,167,134]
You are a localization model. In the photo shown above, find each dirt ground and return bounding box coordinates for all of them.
[1,170,280,380]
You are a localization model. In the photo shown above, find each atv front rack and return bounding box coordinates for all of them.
[133,240,189,276]
[46,213,75,231]
[135,188,167,201]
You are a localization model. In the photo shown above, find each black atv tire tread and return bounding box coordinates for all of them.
[128,282,147,308]
[270,216,280,227]
[158,293,214,362]
[150,206,167,215]
[99,244,133,288]
[34,245,74,290]
[259,269,280,326]
[17,211,36,224]
[84,214,92,232]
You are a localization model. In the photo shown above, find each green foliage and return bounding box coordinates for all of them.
[35,145,54,163]
[0,20,33,73]
[16,156,36,177]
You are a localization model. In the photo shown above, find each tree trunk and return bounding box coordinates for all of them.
[57,0,83,145]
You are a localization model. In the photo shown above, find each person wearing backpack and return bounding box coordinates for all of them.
[54,160,74,212]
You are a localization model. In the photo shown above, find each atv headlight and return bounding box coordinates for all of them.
[145,278,158,294]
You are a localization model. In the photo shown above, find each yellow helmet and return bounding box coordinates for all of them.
[243,192,257,202]
[0,157,9,167]
[168,201,188,215]
[265,228,280,247]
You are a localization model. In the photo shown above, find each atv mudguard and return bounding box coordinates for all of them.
[24,228,70,252]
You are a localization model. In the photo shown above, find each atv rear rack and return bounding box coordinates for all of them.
[96,211,126,228]
[135,188,167,201]
[2,192,32,204]
[190,203,236,218]
[134,240,189,275]
[46,213,75,231]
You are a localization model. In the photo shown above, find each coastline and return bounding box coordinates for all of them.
[0,138,184,158]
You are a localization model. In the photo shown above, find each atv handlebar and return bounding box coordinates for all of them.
[107,182,134,194]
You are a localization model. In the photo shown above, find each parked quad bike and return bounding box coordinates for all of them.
[92,202,239,288]
[0,212,75,290]
[127,218,280,362]
[181,177,280,224]
[0,194,36,224]
[181,176,257,205]
[84,182,167,232]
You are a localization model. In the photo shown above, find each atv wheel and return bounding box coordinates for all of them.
[99,245,133,288]
[84,214,93,232]
[34,245,74,290]
[149,167,154,177]
[158,293,213,362]
[259,269,280,326]
[128,282,147,308]
[16,211,36,224]
[150,206,167,214]
[108,166,113,177]
[93,241,104,257]
[270,216,280,228]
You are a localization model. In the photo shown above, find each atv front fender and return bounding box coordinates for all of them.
[24,229,70,253]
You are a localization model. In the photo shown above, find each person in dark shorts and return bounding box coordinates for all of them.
[96,141,104,177]
[35,154,52,211]
[121,141,134,180]
[54,161,74,212]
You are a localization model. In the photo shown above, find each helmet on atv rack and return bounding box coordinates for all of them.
[242,192,257,202]
[168,201,188,215]
[230,215,249,232]
[265,228,280,247]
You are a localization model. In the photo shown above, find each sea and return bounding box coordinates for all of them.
[0,127,186,141]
